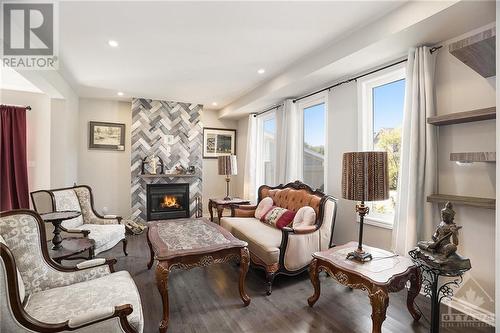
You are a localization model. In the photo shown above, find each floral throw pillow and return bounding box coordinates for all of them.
[260,206,296,229]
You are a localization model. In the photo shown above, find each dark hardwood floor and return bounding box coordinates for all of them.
[100,233,493,333]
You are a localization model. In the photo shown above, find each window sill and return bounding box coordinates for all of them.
[357,217,394,230]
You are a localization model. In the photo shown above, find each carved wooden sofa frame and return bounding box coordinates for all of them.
[229,181,338,294]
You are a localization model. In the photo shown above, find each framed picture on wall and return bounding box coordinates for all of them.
[203,127,236,158]
[88,121,126,151]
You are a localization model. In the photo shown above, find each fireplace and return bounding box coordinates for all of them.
[146,183,190,220]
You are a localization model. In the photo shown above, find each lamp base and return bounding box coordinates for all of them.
[346,248,373,262]
[223,196,232,201]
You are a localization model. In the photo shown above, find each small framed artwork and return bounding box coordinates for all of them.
[203,127,236,158]
[88,121,126,151]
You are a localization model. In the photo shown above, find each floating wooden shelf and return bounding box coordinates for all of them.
[427,107,496,126]
[449,26,495,78]
[427,194,495,210]
[139,174,199,178]
[450,152,496,162]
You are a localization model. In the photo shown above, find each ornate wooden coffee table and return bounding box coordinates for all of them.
[147,217,251,333]
[308,242,422,333]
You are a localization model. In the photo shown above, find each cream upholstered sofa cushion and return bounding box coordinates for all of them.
[220,217,281,265]
[24,270,143,333]
[75,224,125,255]
[292,206,316,228]
[254,197,273,219]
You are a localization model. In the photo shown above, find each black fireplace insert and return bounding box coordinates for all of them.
[146,183,189,220]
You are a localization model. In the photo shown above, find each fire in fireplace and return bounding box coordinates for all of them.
[161,195,181,209]
[146,183,189,220]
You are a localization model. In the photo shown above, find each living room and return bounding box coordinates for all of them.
[0,1,498,333]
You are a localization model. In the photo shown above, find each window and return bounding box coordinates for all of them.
[256,112,276,186]
[359,65,405,227]
[298,95,327,192]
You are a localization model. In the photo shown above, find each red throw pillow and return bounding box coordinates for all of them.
[260,206,296,229]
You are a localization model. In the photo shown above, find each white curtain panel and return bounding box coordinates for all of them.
[275,99,299,184]
[392,46,438,255]
[243,114,258,202]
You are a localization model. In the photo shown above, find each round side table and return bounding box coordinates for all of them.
[40,211,82,250]
[40,211,96,264]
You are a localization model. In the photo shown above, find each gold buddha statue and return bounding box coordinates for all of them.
[417,202,461,258]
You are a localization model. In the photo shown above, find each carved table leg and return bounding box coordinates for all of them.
[407,266,422,321]
[156,261,170,333]
[122,238,128,256]
[147,231,155,270]
[216,206,224,223]
[208,200,214,222]
[239,247,251,306]
[369,288,389,333]
[307,258,321,307]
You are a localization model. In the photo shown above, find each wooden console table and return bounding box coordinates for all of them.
[147,218,250,332]
[208,198,250,223]
[308,242,422,333]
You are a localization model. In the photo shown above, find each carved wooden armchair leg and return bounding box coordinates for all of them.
[266,271,276,295]
[122,238,128,256]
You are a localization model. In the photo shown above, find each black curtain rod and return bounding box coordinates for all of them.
[2,104,31,110]
[292,45,442,104]
[252,104,282,117]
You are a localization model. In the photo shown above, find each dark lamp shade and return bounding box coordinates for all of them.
[342,151,389,202]
[218,155,237,176]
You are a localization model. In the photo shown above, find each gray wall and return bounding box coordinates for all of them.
[78,98,132,218]
[201,109,239,213]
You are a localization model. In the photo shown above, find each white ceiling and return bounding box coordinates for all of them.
[57,1,406,106]
[219,0,495,118]
[0,67,42,94]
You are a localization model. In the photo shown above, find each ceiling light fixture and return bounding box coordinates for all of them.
[117,92,124,96]
[257,68,266,74]
[108,40,119,48]
[212,102,218,106]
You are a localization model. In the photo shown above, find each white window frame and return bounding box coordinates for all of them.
[357,63,406,229]
[255,111,277,187]
[296,92,328,193]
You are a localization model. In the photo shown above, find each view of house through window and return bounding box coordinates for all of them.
[371,78,405,219]
[303,102,325,191]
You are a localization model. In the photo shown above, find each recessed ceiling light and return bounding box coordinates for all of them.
[212,102,218,106]
[117,91,124,96]
[108,40,119,48]
[257,68,266,74]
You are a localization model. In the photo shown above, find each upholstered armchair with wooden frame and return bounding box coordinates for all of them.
[222,180,338,295]
[0,210,143,333]
[31,184,128,256]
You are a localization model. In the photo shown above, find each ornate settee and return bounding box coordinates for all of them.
[220,181,338,294]
[0,210,143,332]
[31,185,127,256]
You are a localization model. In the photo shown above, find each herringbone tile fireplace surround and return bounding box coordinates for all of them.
[130,98,203,221]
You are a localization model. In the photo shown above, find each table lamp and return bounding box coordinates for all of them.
[342,151,389,262]
[218,155,238,200]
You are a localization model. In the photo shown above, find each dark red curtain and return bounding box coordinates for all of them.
[0,105,29,211]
